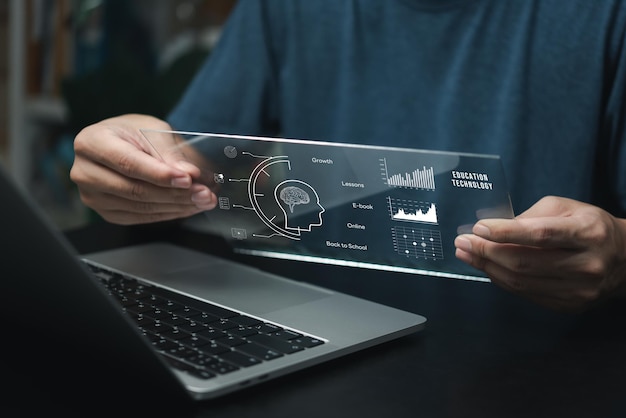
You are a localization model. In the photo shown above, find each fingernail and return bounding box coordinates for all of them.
[191,189,212,205]
[455,236,472,252]
[473,223,491,238]
[171,176,191,188]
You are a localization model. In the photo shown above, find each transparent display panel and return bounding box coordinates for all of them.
[141,129,514,281]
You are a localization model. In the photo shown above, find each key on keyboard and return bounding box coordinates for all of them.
[86,262,325,380]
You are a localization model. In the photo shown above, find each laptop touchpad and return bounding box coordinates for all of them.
[84,243,330,315]
[150,262,331,315]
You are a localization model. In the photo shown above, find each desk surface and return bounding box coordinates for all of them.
[53,222,626,417]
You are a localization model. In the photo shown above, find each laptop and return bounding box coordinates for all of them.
[3,130,512,410]
[0,153,427,408]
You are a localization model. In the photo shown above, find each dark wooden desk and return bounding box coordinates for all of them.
[62,221,626,418]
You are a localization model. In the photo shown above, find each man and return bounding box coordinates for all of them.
[70,0,626,312]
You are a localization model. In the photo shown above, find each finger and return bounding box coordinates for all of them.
[77,162,215,206]
[455,246,594,312]
[139,129,203,172]
[138,129,181,160]
[75,133,197,188]
[159,137,218,189]
[455,233,587,277]
[73,152,217,204]
[73,152,218,224]
[472,217,585,249]
[80,187,216,225]
[80,183,216,211]
[109,141,199,187]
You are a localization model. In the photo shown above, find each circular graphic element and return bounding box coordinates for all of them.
[224,145,237,158]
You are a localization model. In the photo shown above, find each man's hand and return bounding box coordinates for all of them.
[70,114,217,225]
[454,196,626,312]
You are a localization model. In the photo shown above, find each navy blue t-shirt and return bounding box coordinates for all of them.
[168,0,626,216]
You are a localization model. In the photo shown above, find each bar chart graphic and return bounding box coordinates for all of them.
[387,197,438,224]
[380,158,435,190]
[391,226,444,260]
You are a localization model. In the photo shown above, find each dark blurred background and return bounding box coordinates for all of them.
[1,0,236,229]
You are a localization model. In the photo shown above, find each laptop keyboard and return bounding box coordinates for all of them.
[86,263,325,380]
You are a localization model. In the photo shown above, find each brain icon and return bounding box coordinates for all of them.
[279,186,310,213]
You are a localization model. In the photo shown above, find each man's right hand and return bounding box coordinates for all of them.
[70,114,217,225]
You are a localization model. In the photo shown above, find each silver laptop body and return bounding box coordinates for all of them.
[83,242,426,400]
[0,156,425,402]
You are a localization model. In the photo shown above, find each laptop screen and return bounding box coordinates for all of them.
[141,129,514,281]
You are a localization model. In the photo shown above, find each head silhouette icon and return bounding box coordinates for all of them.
[274,179,324,233]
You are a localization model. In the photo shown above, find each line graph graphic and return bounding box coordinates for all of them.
[391,226,443,260]
[387,197,438,224]
[380,158,435,190]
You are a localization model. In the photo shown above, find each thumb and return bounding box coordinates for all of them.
[140,129,202,178]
